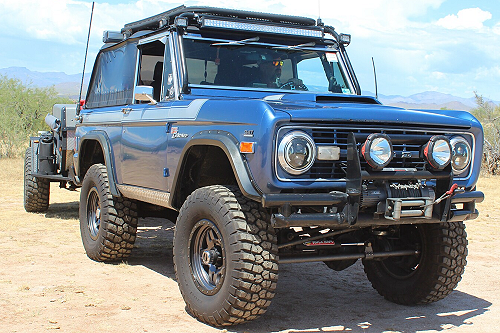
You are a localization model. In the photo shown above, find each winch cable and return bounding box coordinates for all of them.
[422,183,463,207]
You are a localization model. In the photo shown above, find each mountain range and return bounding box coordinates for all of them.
[365,91,483,111]
[1,66,495,111]
[0,66,90,100]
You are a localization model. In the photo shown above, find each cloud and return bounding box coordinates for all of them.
[0,0,447,44]
[1,0,499,99]
[436,8,492,30]
[494,22,500,35]
[0,0,89,44]
[0,0,182,45]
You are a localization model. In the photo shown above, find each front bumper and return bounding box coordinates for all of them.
[263,190,483,228]
[262,132,484,229]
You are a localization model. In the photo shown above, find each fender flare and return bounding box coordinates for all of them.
[77,131,120,196]
[170,130,262,208]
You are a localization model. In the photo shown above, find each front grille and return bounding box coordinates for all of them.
[306,127,436,180]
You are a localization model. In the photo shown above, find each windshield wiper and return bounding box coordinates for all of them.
[211,37,260,47]
[272,42,316,50]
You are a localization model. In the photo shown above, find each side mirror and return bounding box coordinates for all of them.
[134,86,157,105]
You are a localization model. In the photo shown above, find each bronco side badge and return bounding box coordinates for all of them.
[171,127,188,139]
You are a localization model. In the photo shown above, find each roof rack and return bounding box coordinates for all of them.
[121,5,318,35]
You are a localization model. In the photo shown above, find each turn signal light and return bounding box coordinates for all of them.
[240,142,255,154]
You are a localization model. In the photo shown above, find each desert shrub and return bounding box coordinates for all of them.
[0,75,73,157]
[471,93,500,174]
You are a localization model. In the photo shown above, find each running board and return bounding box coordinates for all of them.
[117,184,171,208]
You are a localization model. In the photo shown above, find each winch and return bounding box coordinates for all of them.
[360,182,435,220]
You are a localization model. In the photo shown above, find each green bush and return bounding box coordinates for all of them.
[0,75,73,157]
[471,93,500,174]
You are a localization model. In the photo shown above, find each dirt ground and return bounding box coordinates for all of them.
[1,157,499,333]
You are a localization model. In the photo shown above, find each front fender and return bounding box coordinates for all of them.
[170,130,262,208]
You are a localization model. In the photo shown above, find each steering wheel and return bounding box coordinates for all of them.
[279,78,308,91]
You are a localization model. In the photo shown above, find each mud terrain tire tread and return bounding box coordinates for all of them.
[24,148,50,212]
[173,185,278,326]
[79,164,138,262]
[363,222,467,305]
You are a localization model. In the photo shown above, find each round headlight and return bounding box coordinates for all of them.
[278,131,316,175]
[423,136,451,170]
[361,133,393,170]
[450,136,471,175]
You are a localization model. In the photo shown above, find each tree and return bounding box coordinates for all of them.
[0,75,73,157]
[471,92,500,174]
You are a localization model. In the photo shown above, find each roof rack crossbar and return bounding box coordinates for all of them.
[121,6,317,34]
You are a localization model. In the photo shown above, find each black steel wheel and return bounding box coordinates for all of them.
[85,187,101,241]
[79,164,138,262]
[24,148,50,212]
[173,185,278,326]
[189,219,226,295]
[363,222,467,304]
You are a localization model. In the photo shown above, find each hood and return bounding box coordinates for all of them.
[263,93,473,129]
[186,88,475,129]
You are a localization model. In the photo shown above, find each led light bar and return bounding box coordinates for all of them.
[201,18,324,38]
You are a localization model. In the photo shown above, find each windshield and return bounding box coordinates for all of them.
[183,37,353,94]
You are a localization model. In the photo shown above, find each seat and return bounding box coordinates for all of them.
[151,61,163,101]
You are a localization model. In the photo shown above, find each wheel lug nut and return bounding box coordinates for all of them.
[202,249,218,265]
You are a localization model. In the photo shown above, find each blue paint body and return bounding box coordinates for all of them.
[77,86,482,191]
[74,19,483,222]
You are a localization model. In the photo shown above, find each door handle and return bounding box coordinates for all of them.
[122,108,132,114]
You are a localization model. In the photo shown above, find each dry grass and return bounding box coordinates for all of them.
[0,157,499,332]
[466,174,500,247]
[0,158,79,232]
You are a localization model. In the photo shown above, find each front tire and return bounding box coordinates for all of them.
[24,148,50,212]
[79,164,138,262]
[173,185,278,326]
[363,222,467,304]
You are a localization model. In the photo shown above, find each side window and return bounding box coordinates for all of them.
[137,40,165,102]
[86,42,137,108]
[136,37,173,101]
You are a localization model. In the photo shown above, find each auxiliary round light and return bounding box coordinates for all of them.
[450,136,472,175]
[423,136,452,170]
[361,133,393,170]
[278,131,316,175]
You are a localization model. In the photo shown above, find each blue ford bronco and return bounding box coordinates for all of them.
[24,5,484,326]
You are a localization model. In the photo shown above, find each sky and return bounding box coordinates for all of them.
[0,0,499,100]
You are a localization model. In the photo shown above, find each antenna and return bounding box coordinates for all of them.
[78,2,95,113]
[317,0,323,26]
[372,57,378,99]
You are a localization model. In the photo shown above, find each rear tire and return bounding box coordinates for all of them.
[24,148,50,212]
[173,185,278,326]
[79,164,138,262]
[363,222,467,304]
